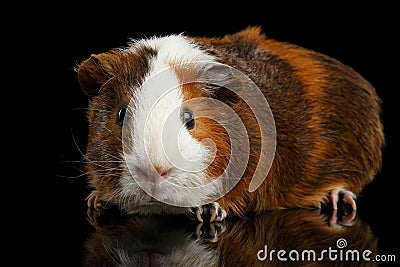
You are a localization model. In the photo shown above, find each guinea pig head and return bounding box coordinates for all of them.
[76,37,242,214]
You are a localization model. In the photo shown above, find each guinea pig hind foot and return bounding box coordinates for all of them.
[329,188,357,211]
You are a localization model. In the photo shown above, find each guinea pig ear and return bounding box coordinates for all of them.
[211,85,240,106]
[75,53,115,97]
[200,63,240,106]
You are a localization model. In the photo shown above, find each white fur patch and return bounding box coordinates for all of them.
[119,35,220,213]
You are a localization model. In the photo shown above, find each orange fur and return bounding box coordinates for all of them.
[192,26,384,216]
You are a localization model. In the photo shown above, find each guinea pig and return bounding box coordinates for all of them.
[76,26,384,222]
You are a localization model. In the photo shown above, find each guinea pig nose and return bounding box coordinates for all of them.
[155,166,170,179]
[159,170,169,179]
[137,167,170,180]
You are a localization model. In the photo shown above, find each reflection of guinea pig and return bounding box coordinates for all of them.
[83,208,378,266]
[76,26,384,221]
[83,213,220,266]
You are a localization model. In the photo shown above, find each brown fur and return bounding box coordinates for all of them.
[76,47,156,204]
[191,26,384,216]
[76,27,384,218]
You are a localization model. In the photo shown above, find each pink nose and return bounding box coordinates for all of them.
[137,167,170,180]
[159,170,169,179]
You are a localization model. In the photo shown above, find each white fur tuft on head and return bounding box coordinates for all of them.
[119,34,220,213]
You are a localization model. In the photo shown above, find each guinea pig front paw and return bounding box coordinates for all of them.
[189,202,227,223]
[329,188,357,211]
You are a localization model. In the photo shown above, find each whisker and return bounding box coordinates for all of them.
[83,151,124,169]
[56,151,86,174]
[65,159,125,164]
[97,152,124,161]
[55,172,89,179]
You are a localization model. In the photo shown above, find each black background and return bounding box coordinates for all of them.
[12,2,399,266]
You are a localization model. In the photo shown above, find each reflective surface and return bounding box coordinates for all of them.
[81,206,381,266]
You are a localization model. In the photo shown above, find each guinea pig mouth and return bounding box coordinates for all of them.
[138,184,164,203]
[139,186,169,204]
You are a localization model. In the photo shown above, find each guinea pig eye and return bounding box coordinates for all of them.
[183,109,195,130]
[116,104,127,126]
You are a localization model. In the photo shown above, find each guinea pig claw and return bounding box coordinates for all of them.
[330,188,357,211]
[87,194,103,210]
[208,202,227,222]
[196,207,204,222]
[343,192,357,211]
[210,209,217,222]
